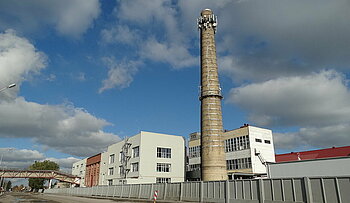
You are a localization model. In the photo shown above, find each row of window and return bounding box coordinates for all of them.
[107,162,171,175]
[225,135,250,152]
[255,138,271,144]
[226,158,252,170]
[107,177,171,185]
[188,146,200,158]
[108,147,171,165]
[188,136,271,157]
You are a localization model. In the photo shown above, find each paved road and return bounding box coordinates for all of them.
[0,192,141,203]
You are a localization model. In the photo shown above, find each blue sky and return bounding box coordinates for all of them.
[1,0,350,171]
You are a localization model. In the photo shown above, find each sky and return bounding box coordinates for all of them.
[0,0,350,174]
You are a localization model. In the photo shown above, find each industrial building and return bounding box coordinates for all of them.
[72,131,185,186]
[269,146,350,178]
[187,125,276,180]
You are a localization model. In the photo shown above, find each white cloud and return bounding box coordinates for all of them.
[0,0,100,38]
[0,29,120,157]
[214,0,350,81]
[46,157,80,172]
[274,124,350,150]
[0,148,80,172]
[140,38,197,69]
[0,98,120,156]
[99,57,142,93]
[228,70,350,127]
[101,25,140,45]
[0,29,47,93]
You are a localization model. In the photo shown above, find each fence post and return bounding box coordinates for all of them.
[120,184,124,198]
[200,181,204,202]
[163,183,168,200]
[303,177,313,203]
[258,179,265,203]
[138,184,142,199]
[150,183,154,200]
[225,180,230,203]
[179,182,183,201]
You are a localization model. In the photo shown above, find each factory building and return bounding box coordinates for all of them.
[71,158,87,187]
[99,131,185,185]
[72,131,185,186]
[187,125,275,180]
[269,145,350,178]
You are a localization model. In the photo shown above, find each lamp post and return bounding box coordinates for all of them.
[0,83,16,93]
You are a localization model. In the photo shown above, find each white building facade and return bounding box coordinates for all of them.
[99,131,185,185]
[71,158,87,186]
[187,125,275,180]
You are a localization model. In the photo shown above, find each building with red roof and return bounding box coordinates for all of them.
[275,146,350,163]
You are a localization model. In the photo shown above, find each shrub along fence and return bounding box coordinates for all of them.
[45,176,350,203]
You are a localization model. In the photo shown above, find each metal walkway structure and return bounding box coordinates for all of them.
[0,169,80,184]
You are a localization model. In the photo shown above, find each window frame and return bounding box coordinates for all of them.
[157,147,171,158]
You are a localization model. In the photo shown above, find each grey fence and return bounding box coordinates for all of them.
[45,177,350,203]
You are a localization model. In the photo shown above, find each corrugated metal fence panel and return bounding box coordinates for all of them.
[153,183,165,200]
[338,177,350,203]
[292,178,305,202]
[139,184,152,199]
[166,182,180,201]
[113,185,122,197]
[182,181,200,201]
[106,185,114,196]
[44,177,350,203]
[121,184,131,197]
[129,184,139,198]
[310,178,324,203]
[202,181,225,202]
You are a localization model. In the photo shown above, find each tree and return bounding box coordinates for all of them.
[28,160,59,191]
[5,180,12,191]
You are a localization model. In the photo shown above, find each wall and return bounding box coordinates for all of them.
[71,158,87,186]
[99,131,185,185]
[249,126,275,174]
[269,156,350,178]
[46,176,350,203]
[140,131,185,184]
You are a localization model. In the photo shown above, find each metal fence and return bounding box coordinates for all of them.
[45,176,350,203]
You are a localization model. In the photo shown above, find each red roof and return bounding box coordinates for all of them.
[275,146,350,163]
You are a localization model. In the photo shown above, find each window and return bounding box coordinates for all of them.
[131,162,139,172]
[156,163,171,172]
[225,135,250,152]
[119,166,123,174]
[119,152,123,162]
[157,147,171,158]
[109,154,115,164]
[156,178,171,183]
[226,158,252,170]
[255,138,262,143]
[133,146,139,158]
[108,167,114,176]
[189,146,201,158]
[108,179,113,186]
[264,140,271,144]
[188,164,201,171]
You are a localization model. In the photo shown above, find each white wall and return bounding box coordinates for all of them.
[269,157,350,178]
[99,151,108,185]
[71,158,87,186]
[100,131,185,185]
[139,131,185,184]
[249,126,275,174]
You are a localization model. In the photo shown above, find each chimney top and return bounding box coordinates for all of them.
[201,9,213,16]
